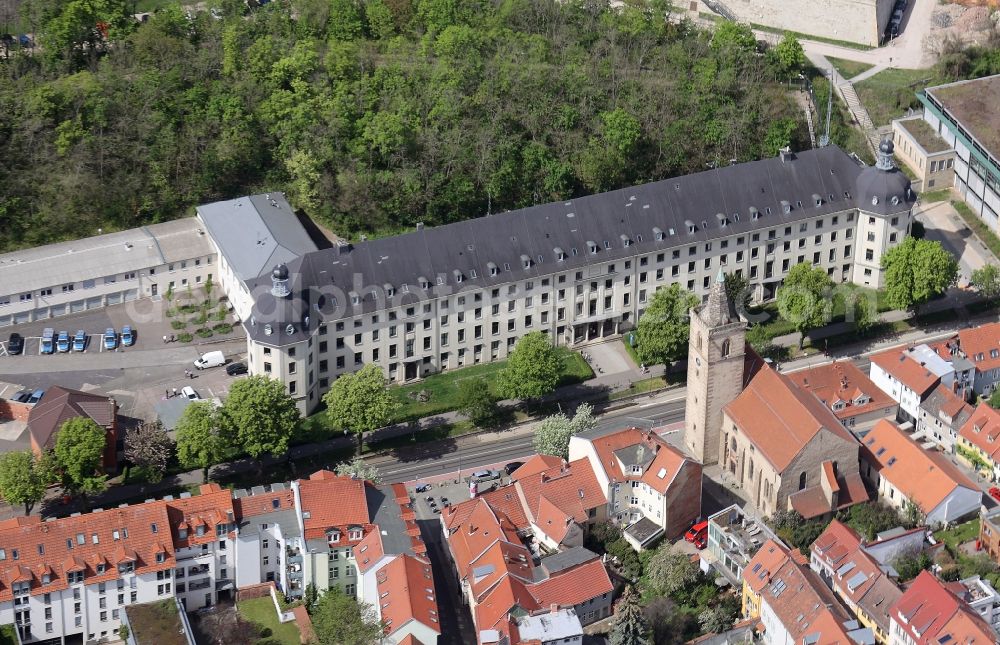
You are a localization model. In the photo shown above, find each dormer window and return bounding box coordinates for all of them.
[813,194,822,207]
[750,207,759,220]
[488,262,498,276]
[554,247,565,261]
[470,269,477,279]
[42,574,51,585]
[118,562,134,574]
[454,270,464,283]
[781,200,791,214]
[156,552,166,563]
[587,241,598,254]
[329,530,341,543]
[419,277,430,290]
[653,227,663,241]
[350,292,360,305]
[685,220,695,235]
[872,195,879,206]
[603,240,611,250]
[96,564,106,574]
[349,528,363,541]
[179,528,188,539]
[891,196,900,205]
[436,275,445,286]
[521,255,531,270]
[621,234,631,247]
[387,286,395,297]
[716,213,727,228]
[196,525,205,537]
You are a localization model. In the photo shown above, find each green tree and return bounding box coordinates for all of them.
[990,389,1000,410]
[176,402,227,483]
[776,262,833,348]
[311,587,383,645]
[645,547,700,597]
[53,417,108,500]
[323,364,397,455]
[609,585,650,645]
[456,377,499,428]
[882,238,959,312]
[496,332,563,401]
[710,20,755,54]
[532,403,596,459]
[723,271,751,313]
[32,0,135,68]
[304,583,319,613]
[0,450,50,515]
[328,0,365,39]
[220,376,300,466]
[699,599,737,634]
[763,118,798,156]
[334,457,383,484]
[772,33,806,76]
[635,284,699,367]
[971,264,1000,299]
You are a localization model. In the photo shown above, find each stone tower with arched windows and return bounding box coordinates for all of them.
[683,271,747,465]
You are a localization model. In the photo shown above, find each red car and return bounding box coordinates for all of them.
[685,520,708,545]
[989,487,1000,503]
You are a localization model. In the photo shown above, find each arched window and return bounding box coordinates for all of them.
[721,338,731,358]
[799,472,807,491]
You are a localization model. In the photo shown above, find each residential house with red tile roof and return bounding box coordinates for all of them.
[957,322,1000,397]
[888,571,996,645]
[788,360,898,436]
[27,386,119,470]
[440,490,614,645]
[810,521,903,644]
[869,342,973,424]
[369,554,441,645]
[568,426,702,550]
[861,420,981,525]
[512,457,607,551]
[0,470,437,644]
[957,403,1000,482]
[720,365,868,519]
[741,539,793,619]
[916,382,974,451]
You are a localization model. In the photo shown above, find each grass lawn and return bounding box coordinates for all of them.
[622,335,641,367]
[920,188,952,203]
[952,199,1000,260]
[934,518,980,553]
[609,376,668,401]
[238,597,302,645]
[125,600,187,645]
[826,56,874,81]
[855,68,939,127]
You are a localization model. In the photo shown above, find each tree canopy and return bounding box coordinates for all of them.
[496,332,563,400]
[123,421,174,482]
[635,283,699,367]
[532,403,596,459]
[310,587,383,645]
[0,2,808,252]
[53,417,108,498]
[609,585,651,645]
[0,450,50,515]
[776,262,832,347]
[972,264,1000,299]
[220,375,300,462]
[323,363,396,454]
[881,238,959,311]
[456,377,499,428]
[175,402,226,483]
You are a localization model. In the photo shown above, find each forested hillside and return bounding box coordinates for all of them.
[0,0,809,252]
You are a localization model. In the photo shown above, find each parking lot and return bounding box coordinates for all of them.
[0,298,247,422]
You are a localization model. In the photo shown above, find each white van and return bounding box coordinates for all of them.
[193,350,225,370]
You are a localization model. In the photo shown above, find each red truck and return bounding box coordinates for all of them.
[684,520,708,550]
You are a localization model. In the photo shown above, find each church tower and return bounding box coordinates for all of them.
[683,271,747,465]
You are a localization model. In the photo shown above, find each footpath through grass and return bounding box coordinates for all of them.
[855,68,939,127]
[826,56,874,81]
[238,597,302,645]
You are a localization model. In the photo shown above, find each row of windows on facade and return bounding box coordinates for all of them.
[0,257,212,306]
[337,214,872,306]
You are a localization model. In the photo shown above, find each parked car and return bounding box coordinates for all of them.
[41,328,54,354]
[121,325,134,346]
[504,461,524,475]
[989,487,1000,503]
[13,390,31,403]
[181,386,201,400]
[414,483,431,493]
[56,331,70,353]
[103,327,117,350]
[27,389,44,404]
[7,332,23,355]
[72,330,86,352]
[225,362,248,376]
[471,469,501,482]
[684,520,708,544]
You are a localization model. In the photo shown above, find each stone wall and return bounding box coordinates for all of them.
[699,0,891,47]
[664,460,704,538]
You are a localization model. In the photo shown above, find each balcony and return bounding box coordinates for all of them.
[287,569,303,581]
[187,565,210,577]
[188,579,211,592]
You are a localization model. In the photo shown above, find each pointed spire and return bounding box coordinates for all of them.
[701,271,735,327]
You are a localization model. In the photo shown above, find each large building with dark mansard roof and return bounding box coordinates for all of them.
[199,144,915,413]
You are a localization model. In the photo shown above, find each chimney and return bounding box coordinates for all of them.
[416,222,424,231]
[779,147,793,162]
[550,604,559,613]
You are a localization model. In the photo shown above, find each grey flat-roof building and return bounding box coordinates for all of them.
[0,218,215,327]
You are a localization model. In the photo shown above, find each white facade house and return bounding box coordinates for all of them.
[869,344,959,423]
[0,218,216,328]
